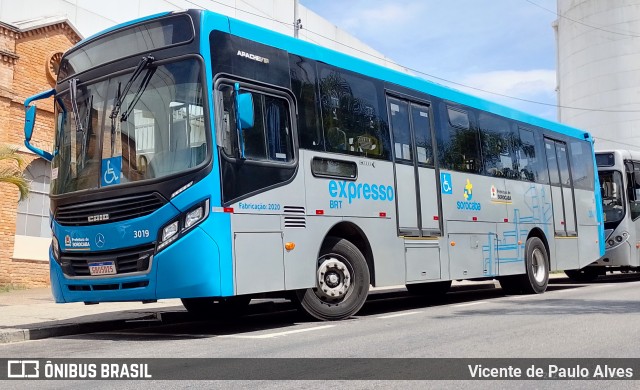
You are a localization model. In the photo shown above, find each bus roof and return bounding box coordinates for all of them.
[70,9,589,142]
[597,149,640,162]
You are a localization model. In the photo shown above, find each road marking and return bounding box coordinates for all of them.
[452,301,487,308]
[219,324,335,339]
[377,311,422,319]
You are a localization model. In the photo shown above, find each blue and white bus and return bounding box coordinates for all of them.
[24,9,604,320]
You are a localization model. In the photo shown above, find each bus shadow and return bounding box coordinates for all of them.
[550,273,640,285]
[65,281,592,342]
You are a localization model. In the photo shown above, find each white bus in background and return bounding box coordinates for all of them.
[569,150,640,281]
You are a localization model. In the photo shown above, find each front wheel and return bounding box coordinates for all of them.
[295,237,370,321]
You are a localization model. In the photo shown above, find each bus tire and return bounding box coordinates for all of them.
[296,237,370,321]
[522,236,549,294]
[406,280,452,296]
[499,237,549,294]
[181,296,251,318]
[564,268,598,282]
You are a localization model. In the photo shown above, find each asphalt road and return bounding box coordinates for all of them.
[1,274,639,388]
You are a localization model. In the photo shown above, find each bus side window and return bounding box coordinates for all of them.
[479,112,515,178]
[318,65,390,160]
[516,127,536,182]
[630,162,640,220]
[634,163,640,199]
[568,140,594,191]
[218,84,293,163]
[290,54,322,151]
[438,105,482,174]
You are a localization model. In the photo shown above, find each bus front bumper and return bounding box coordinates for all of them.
[51,227,224,303]
[594,241,633,267]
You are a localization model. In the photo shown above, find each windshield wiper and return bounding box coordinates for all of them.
[69,78,84,134]
[109,56,154,155]
[109,56,154,121]
[69,78,94,168]
[120,65,156,122]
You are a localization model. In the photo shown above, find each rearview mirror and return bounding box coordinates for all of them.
[24,105,36,141]
[23,88,56,161]
[236,91,254,129]
[234,83,254,159]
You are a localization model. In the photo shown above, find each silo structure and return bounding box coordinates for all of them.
[556,0,640,149]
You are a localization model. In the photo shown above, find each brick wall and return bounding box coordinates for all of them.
[0,22,79,287]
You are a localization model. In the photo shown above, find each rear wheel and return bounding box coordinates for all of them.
[295,237,370,321]
[564,268,599,282]
[522,237,549,294]
[181,296,251,318]
[406,280,452,296]
[499,237,549,294]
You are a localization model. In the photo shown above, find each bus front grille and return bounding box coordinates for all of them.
[55,193,166,226]
[59,244,155,277]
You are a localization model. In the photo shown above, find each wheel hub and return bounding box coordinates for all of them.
[531,248,546,284]
[325,272,340,288]
[317,257,351,300]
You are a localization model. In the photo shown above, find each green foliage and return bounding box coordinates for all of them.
[0,145,30,201]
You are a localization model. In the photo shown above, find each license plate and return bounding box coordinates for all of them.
[88,261,116,276]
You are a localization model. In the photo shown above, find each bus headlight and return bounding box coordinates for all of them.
[162,221,179,242]
[52,235,60,261]
[157,220,179,252]
[156,199,210,253]
[185,205,204,229]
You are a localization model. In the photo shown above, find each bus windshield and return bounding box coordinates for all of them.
[599,170,625,225]
[51,58,207,195]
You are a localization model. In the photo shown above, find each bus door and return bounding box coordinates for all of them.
[387,96,440,236]
[544,138,577,236]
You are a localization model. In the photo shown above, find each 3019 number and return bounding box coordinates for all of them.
[134,229,150,238]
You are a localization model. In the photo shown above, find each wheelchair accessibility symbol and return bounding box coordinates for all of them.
[101,156,122,187]
[441,172,452,194]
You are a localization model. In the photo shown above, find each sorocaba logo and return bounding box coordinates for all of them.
[457,179,481,211]
[464,179,473,201]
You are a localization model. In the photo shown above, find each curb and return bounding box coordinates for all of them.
[0,313,158,344]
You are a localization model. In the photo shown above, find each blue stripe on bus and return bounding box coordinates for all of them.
[498,259,524,263]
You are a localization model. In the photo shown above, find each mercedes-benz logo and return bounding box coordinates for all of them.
[95,233,106,248]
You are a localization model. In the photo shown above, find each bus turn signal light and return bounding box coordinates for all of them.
[285,242,296,251]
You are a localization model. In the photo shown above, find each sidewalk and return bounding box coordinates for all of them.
[0,287,182,343]
[0,279,503,344]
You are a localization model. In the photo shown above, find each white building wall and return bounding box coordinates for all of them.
[557,0,640,150]
[0,0,406,72]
